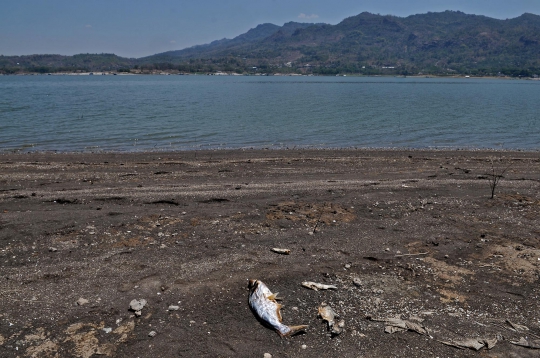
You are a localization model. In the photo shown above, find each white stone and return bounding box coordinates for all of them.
[77,298,89,306]
[129,298,147,311]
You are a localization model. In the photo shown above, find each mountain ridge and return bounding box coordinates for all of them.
[2,11,539,76]
[142,21,317,61]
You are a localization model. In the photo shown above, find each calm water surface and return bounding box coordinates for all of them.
[0,75,539,152]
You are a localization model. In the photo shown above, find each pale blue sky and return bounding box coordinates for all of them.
[1,0,539,58]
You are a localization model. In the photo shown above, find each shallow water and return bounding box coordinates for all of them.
[1,75,539,152]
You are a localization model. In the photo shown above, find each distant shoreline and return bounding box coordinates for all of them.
[2,71,537,81]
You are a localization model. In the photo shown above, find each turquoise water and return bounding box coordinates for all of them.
[0,75,539,152]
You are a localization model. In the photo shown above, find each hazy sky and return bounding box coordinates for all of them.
[2,0,539,58]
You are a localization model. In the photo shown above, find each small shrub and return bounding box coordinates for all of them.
[486,158,511,199]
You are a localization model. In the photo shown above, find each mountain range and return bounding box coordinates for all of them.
[2,10,540,76]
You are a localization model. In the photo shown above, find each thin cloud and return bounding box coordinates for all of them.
[298,13,319,19]
[85,24,92,28]
[170,40,176,44]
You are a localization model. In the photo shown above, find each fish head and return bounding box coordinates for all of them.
[248,279,259,292]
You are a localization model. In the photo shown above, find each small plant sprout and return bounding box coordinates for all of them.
[486,157,511,199]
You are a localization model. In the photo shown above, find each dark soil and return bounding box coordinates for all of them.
[1,149,539,357]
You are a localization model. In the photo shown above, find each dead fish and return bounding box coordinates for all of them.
[318,302,338,327]
[302,281,338,291]
[318,302,344,335]
[271,248,291,255]
[248,279,308,337]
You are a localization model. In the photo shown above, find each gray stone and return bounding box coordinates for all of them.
[129,298,147,311]
[76,298,89,306]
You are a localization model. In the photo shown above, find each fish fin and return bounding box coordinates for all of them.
[275,304,283,322]
[281,325,308,337]
[267,293,280,301]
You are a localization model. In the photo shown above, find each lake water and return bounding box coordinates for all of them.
[1,75,539,152]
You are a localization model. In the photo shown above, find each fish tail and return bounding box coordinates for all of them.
[281,325,308,337]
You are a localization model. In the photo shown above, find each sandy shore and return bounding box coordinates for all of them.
[1,149,539,357]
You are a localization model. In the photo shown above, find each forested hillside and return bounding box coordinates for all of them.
[2,11,539,76]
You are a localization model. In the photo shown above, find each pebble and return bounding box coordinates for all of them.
[263,354,272,358]
[48,247,58,252]
[352,277,362,287]
[148,331,157,337]
[344,263,351,269]
[76,298,89,306]
[103,327,112,334]
[129,298,147,312]
[168,305,180,311]
[301,344,307,350]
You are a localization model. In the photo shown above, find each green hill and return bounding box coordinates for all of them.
[0,53,135,74]
[2,11,540,76]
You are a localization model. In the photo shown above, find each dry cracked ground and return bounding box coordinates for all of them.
[0,149,539,357]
